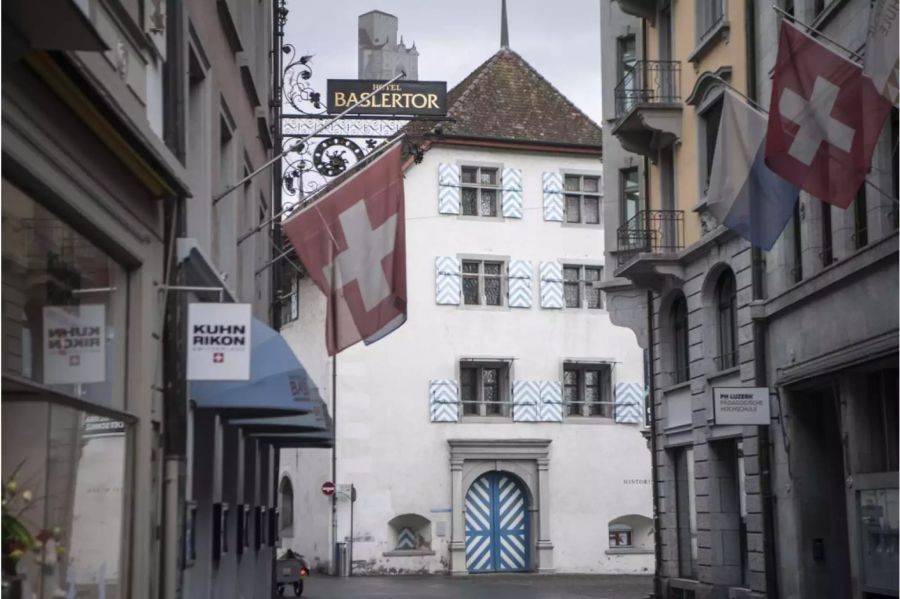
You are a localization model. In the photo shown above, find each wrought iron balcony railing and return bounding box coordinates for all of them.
[616,209,685,268]
[614,61,682,121]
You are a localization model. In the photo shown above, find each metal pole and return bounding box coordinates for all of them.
[349,484,354,577]
[214,71,407,206]
[771,5,864,62]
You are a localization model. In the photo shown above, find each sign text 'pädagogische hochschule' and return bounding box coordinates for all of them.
[327,80,447,116]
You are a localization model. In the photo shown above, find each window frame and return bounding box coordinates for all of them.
[561,172,602,225]
[696,0,726,43]
[562,264,604,310]
[460,257,507,308]
[671,295,691,384]
[620,167,642,227]
[459,165,502,218]
[459,359,512,419]
[563,362,614,419]
[697,89,725,196]
[714,271,738,371]
[280,271,300,324]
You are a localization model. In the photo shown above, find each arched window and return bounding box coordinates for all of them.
[279,476,294,536]
[715,270,737,370]
[671,295,690,383]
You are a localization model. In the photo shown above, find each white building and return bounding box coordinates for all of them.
[279,46,654,575]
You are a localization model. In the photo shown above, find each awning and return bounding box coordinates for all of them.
[230,409,332,434]
[249,430,334,449]
[190,318,323,418]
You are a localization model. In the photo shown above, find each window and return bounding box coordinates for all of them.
[671,295,691,383]
[609,524,632,548]
[821,203,834,266]
[563,174,601,224]
[791,200,803,283]
[460,166,500,217]
[617,35,637,83]
[563,363,613,417]
[620,167,641,227]
[697,0,725,41]
[280,271,300,324]
[462,260,504,306]
[674,446,698,579]
[853,185,868,249]
[715,270,737,371]
[460,361,510,417]
[701,96,724,192]
[814,0,826,16]
[279,476,294,536]
[563,265,603,309]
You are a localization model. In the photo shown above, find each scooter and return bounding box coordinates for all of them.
[275,549,310,596]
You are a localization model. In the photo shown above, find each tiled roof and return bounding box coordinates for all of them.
[405,48,602,149]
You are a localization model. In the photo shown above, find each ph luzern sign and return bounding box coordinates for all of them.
[327,80,447,116]
[187,303,252,381]
[713,387,771,426]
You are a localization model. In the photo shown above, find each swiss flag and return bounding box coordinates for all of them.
[765,21,893,208]
[283,141,407,356]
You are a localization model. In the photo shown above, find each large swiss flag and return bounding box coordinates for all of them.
[765,21,892,208]
[283,141,407,355]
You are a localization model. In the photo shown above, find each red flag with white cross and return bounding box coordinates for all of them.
[283,140,407,356]
[765,21,893,209]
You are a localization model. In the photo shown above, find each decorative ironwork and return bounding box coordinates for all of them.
[614,60,682,121]
[616,209,685,268]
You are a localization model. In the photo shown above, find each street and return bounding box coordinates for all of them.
[282,574,653,599]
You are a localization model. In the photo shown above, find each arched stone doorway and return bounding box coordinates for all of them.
[465,471,530,572]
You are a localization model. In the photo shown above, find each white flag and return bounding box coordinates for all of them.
[865,0,899,104]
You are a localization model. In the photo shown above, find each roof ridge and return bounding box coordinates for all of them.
[503,48,603,135]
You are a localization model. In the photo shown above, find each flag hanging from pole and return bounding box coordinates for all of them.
[283,140,407,356]
[765,21,893,209]
[864,0,899,105]
[707,91,800,250]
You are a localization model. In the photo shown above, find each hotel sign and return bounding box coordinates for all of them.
[713,387,771,426]
[327,80,447,116]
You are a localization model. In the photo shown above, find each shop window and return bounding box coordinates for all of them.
[1,180,128,411]
[385,514,433,556]
[2,400,128,599]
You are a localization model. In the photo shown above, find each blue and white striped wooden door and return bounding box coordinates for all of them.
[465,472,529,572]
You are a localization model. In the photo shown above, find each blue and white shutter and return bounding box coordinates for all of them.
[438,163,461,215]
[614,382,644,424]
[435,256,461,305]
[430,380,459,422]
[512,381,540,422]
[396,527,417,549]
[539,381,563,422]
[539,261,563,309]
[507,260,532,308]
[501,168,523,218]
[542,172,564,222]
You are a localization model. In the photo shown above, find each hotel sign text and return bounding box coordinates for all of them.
[327,80,447,116]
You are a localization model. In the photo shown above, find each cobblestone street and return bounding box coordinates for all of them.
[285,574,653,598]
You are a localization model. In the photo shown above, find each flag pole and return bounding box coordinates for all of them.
[771,5,864,63]
[215,70,407,207]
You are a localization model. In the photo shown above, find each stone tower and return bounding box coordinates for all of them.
[358,10,419,81]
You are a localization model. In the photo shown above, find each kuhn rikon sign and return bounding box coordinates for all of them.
[187,303,251,381]
[42,304,106,385]
[713,387,771,426]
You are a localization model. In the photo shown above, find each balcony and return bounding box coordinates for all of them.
[611,61,683,160]
[614,210,686,291]
[613,0,657,23]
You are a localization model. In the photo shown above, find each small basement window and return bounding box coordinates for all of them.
[384,513,435,557]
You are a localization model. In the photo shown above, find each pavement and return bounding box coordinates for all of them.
[280,574,653,598]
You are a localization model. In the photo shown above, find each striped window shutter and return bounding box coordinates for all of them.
[435,256,461,305]
[512,381,540,422]
[507,260,532,308]
[430,380,459,422]
[438,163,461,214]
[614,382,644,424]
[542,172,564,221]
[501,168,523,218]
[396,527,417,549]
[539,261,563,309]
[539,381,563,422]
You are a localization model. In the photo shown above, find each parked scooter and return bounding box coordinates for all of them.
[276,549,310,596]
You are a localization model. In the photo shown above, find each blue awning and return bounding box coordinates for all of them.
[230,409,331,434]
[190,318,322,417]
[250,430,334,448]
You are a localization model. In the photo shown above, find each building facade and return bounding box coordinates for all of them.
[358,10,419,81]
[2,1,297,598]
[280,46,655,576]
[602,0,898,598]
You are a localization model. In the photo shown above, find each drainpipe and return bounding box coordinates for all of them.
[647,290,663,599]
[745,2,779,596]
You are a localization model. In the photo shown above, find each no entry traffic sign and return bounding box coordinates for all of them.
[321,481,335,496]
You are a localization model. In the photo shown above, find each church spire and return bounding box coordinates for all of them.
[500,0,509,48]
